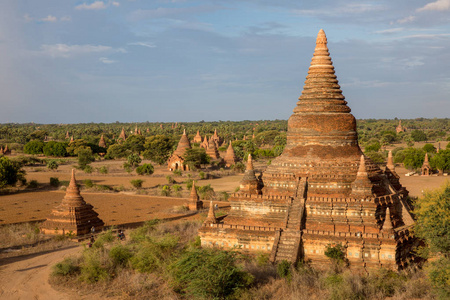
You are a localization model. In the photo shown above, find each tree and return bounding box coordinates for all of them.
[0,157,25,188]
[423,143,437,153]
[430,149,450,174]
[403,148,425,170]
[411,130,428,142]
[124,135,146,154]
[105,144,131,159]
[414,183,450,298]
[66,139,89,156]
[23,140,44,154]
[43,141,68,157]
[365,141,381,152]
[142,135,175,165]
[184,148,210,168]
[77,147,95,169]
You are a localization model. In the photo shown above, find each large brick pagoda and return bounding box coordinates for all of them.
[41,170,104,236]
[199,29,419,271]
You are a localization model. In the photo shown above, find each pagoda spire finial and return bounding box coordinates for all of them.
[387,150,395,170]
[382,206,394,232]
[247,154,254,171]
[205,201,217,224]
[183,128,186,135]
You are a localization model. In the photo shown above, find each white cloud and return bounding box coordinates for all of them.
[99,57,116,64]
[128,42,156,48]
[397,15,416,24]
[75,1,107,10]
[40,44,115,58]
[375,28,404,34]
[112,1,120,7]
[41,15,57,22]
[23,14,33,22]
[417,0,450,12]
[294,3,384,16]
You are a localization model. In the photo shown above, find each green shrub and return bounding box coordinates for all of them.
[47,159,58,170]
[173,169,182,176]
[52,257,80,276]
[161,185,171,196]
[256,252,270,267]
[218,191,229,201]
[199,171,206,180]
[83,179,94,188]
[131,234,179,273]
[136,163,154,175]
[277,260,291,279]
[130,179,144,189]
[83,165,93,174]
[79,251,110,283]
[92,229,115,249]
[166,175,175,184]
[185,179,193,190]
[109,244,133,267]
[172,184,182,192]
[49,177,60,187]
[197,184,215,200]
[98,166,108,174]
[28,180,39,188]
[324,243,346,262]
[170,248,253,299]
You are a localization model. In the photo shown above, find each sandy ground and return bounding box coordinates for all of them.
[0,245,90,300]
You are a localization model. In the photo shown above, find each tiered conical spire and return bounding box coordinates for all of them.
[224,141,238,167]
[204,201,217,224]
[239,154,260,194]
[351,155,373,198]
[386,150,395,170]
[70,136,74,143]
[193,130,202,143]
[173,129,191,156]
[283,29,358,155]
[382,206,394,232]
[119,128,127,141]
[99,134,106,148]
[61,170,86,207]
[206,136,220,160]
[187,181,203,211]
[41,169,104,236]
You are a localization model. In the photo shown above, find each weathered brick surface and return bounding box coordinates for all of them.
[198,29,421,271]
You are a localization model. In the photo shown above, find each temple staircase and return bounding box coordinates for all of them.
[270,177,307,264]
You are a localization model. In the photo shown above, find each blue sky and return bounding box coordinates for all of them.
[0,0,449,123]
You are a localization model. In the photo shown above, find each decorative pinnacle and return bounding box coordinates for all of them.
[383,206,394,231]
[247,154,254,170]
[205,201,217,224]
[387,150,395,170]
[183,128,186,135]
[424,152,429,163]
[316,29,327,46]
[357,155,367,176]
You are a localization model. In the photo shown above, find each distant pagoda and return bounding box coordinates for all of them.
[199,29,419,271]
[167,129,192,171]
[224,141,239,167]
[193,131,203,143]
[41,170,104,236]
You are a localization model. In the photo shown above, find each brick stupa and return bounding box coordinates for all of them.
[199,29,419,271]
[187,181,203,211]
[167,129,191,171]
[206,137,221,161]
[41,170,104,236]
[193,131,203,143]
[224,141,239,167]
[98,134,106,148]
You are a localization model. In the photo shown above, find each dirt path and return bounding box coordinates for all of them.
[0,245,84,300]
